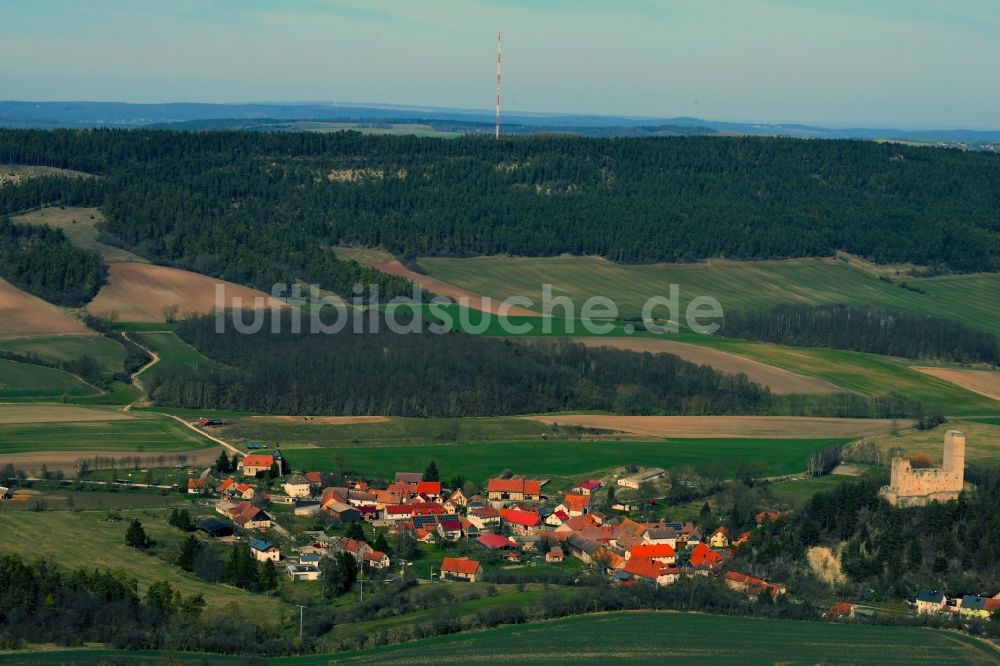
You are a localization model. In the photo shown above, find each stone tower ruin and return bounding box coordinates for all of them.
[880,430,969,507]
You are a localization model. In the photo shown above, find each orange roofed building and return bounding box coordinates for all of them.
[440,556,483,582]
[487,478,543,502]
[238,454,274,477]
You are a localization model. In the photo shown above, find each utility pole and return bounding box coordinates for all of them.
[495,31,501,139]
[296,604,306,641]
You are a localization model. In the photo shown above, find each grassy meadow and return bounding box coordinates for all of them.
[0,413,213,454]
[320,611,1000,665]
[420,255,1000,337]
[285,437,848,484]
[0,334,127,375]
[132,331,222,379]
[0,358,99,399]
[0,511,282,616]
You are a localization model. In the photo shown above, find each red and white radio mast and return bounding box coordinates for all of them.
[495,31,501,139]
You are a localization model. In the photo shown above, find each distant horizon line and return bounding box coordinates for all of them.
[3,98,999,134]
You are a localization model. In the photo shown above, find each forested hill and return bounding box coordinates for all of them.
[0,129,998,279]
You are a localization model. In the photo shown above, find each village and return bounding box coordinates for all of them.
[188,445,788,598]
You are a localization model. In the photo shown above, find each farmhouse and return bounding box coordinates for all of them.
[363,550,391,569]
[487,478,543,502]
[881,431,971,507]
[915,589,948,614]
[623,557,679,586]
[187,478,206,495]
[440,557,483,582]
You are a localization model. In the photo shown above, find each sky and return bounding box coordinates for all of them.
[1,0,998,128]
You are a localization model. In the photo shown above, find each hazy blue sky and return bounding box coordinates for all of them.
[2,0,998,128]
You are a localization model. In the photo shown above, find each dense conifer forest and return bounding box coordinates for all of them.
[0,215,105,306]
[0,129,998,303]
[149,311,773,416]
[720,305,1000,364]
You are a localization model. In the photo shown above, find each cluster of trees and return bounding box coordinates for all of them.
[0,215,105,306]
[146,311,773,417]
[720,305,1000,364]
[0,554,208,650]
[736,467,1000,599]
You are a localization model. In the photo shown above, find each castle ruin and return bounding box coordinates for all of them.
[880,430,971,507]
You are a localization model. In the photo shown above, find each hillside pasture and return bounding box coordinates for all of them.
[0,358,98,399]
[0,277,91,339]
[0,511,282,615]
[566,336,841,394]
[321,611,1000,665]
[0,334,126,374]
[12,206,147,263]
[853,419,1000,464]
[87,263,288,322]
[420,255,1000,338]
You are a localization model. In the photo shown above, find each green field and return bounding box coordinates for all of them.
[220,415,568,448]
[0,412,214,454]
[0,358,99,399]
[768,473,862,507]
[0,334,126,375]
[286,437,848,484]
[4,610,995,664]
[0,511,281,615]
[420,256,1000,337]
[668,332,1000,416]
[132,331,222,379]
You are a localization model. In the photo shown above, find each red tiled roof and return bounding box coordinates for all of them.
[239,454,273,468]
[576,480,601,491]
[385,504,413,515]
[416,481,441,496]
[187,478,205,489]
[487,478,543,495]
[236,482,252,493]
[477,533,515,549]
[305,472,322,484]
[441,556,481,575]
[690,543,724,567]
[219,478,235,492]
[629,543,676,559]
[503,509,541,527]
[624,556,674,580]
[364,550,387,562]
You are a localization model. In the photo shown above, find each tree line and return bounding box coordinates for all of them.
[0,129,998,300]
[0,215,105,306]
[146,311,773,417]
[719,304,1000,364]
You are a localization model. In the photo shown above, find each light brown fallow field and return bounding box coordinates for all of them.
[12,206,148,264]
[87,263,289,322]
[373,259,539,316]
[912,367,1000,403]
[525,415,912,439]
[0,277,91,339]
[569,337,841,395]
